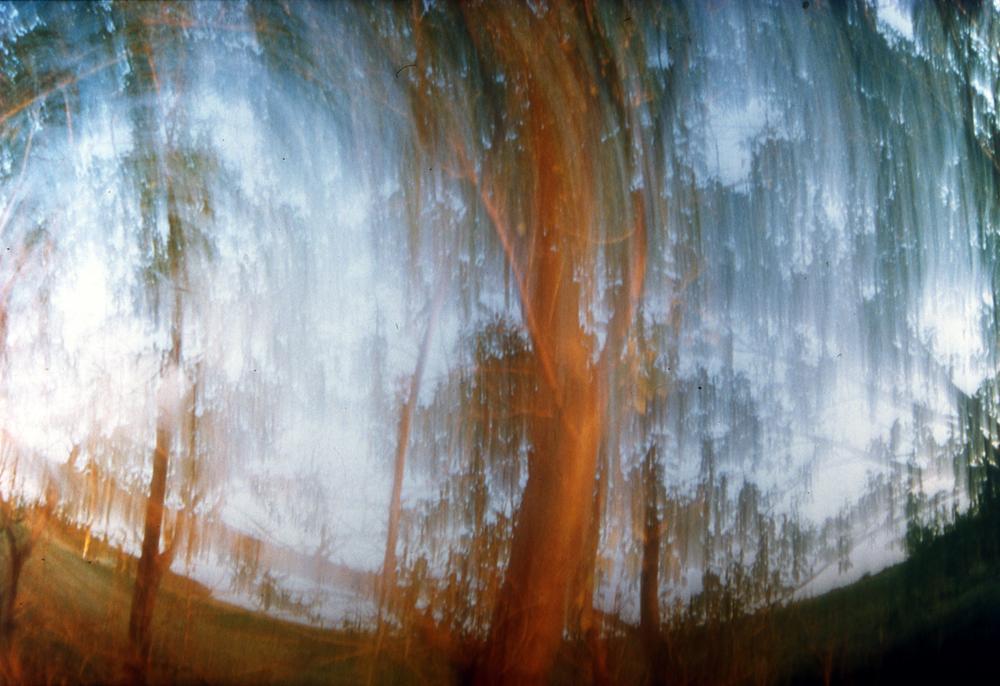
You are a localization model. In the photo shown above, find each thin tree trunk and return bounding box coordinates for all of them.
[127,187,184,685]
[579,451,610,686]
[640,445,664,683]
[368,277,447,685]
[127,416,171,683]
[378,277,447,607]
[0,522,29,648]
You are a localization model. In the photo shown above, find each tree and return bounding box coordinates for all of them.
[638,444,665,681]
[378,279,448,606]
[395,4,651,681]
[114,6,217,679]
[369,276,447,683]
[0,45,58,674]
[0,438,54,679]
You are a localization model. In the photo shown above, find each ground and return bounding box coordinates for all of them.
[8,512,1000,684]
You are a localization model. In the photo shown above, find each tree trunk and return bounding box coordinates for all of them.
[379,277,447,609]
[127,186,184,685]
[0,502,48,677]
[419,5,645,682]
[477,158,605,685]
[481,372,604,685]
[368,279,446,686]
[640,446,665,683]
[0,524,29,648]
[578,452,611,686]
[126,417,171,683]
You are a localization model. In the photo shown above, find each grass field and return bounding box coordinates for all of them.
[9,518,451,685]
[8,510,1000,684]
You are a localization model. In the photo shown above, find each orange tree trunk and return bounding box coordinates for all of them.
[481,371,604,684]
[404,4,645,681]
[475,8,607,679]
